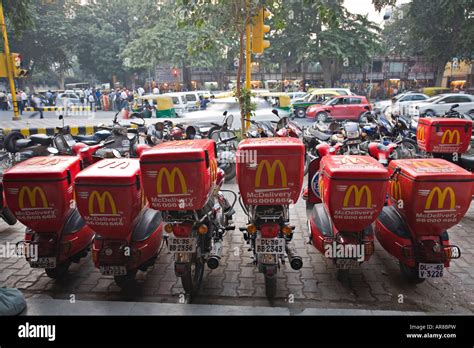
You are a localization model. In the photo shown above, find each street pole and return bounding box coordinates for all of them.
[245,20,251,131]
[0,2,20,120]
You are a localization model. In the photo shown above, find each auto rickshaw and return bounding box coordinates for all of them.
[260,92,292,115]
[132,95,177,118]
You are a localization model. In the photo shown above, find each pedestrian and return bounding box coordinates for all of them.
[46,90,53,106]
[137,86,145,96]
[95,89,102,110]
[31,94,44,119]
[0,91,6,111]
[21,90,28,108]
[17,91,23,115]
[88,94,95,111]
[152,86,160,94]
[120,89,128,109]
[7,92,12,110]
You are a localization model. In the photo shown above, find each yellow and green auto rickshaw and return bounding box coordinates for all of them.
[421,87,451,97]
[260,92,292,114]
[132,95,177,118]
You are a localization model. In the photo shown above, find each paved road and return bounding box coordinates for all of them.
[1,181,473,314]
[0,98,314,130]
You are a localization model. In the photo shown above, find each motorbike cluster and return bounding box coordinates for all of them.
[0,104,473,298]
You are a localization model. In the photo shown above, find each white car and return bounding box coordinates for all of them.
[373,92,428,114]
[413,93,474,117]
[164,92,190,117]
[56,92,81,107]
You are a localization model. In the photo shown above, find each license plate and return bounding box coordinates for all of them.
[30,257,56,269]
[168,237,196,253]
[255,238,285,255]
[335,259,359,269]
[100,265,127,276]
[347,139,360,145]
[419,263,444,278]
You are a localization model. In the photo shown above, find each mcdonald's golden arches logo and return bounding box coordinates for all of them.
[340,156,368,165]
[417,126,425,141]
[255,160,287,188]
[19,186,48,209]
[156,167,187,194]
[390,181,402,201]
[343,185,372,208]
[425,187,455,211]
[88,191,117,215]
[210,158,218,182]
[411,160,444,169]
[441,130,460,145]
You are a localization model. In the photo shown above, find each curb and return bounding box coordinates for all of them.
[22,298,426,316]
[3,125,101,137]
[23,106,93,112]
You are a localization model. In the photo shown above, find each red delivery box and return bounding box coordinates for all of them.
[74,159,143,239]
[236,137,305,205]
[140,139,217,211]
[416,118,472,154]
[319,155,389,232]
[388,158,473,235]
[3,156,81,232]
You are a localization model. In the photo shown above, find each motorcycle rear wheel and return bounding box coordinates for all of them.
[181,253,205,296]
[45,260,71,279]
[399,262,425,284]
[114,269,138,289]
[264,275,277,298]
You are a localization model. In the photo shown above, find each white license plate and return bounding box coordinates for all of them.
[30,257,56,269]
[419,263,444,278]
[255,238,285,255]
[100,265,127,276]
[347,139,360,145]
[168,237,196,253]
[336,259,359,269]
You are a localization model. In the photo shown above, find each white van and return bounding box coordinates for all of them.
[165,92,189,117]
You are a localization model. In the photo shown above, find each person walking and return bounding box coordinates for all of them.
[31,94,44,119]
[88,94,95,111]
[20,90,28,108]
[17,91,23,115]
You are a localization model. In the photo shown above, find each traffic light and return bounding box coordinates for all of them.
[10,53,29,78]
[172,68,179,77]
[252,8,271,54]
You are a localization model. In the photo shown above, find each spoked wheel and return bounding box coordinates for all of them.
[114,269,138,289]
[264,275,277,299]
[45,260,71,279]
[181,252,205,296]
[399,262,425,284]
[396,139,419,159]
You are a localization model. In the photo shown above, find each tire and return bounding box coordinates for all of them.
[425,109,435,117]
[4,131,24,153]
[396,138,419,159]
[264,275,277,298]
[304,153,309,176]
[45,260,71,279]
[181,252,205,296]
[294,108,306,119]
[1,207,17,226]
[207,126,220,139]
[399,261,425,284]
[316,112,328,122]
[114,269,138,289]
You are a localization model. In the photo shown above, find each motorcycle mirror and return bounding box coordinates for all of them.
[364,106,370,110]
[47,147,59,155]
[450,104,459,110]
[112,149,121,158]
[271,109,280,118]
[223,111,228,116]
[58,115,63,120]
[225,114,234,129]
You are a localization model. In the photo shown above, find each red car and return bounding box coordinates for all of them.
[306,95,371,122]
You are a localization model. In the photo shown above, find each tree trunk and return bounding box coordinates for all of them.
[435,61,447,87]
[236,28,245,133]
[321,58,333,87]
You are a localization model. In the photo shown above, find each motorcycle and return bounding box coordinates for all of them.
[236,137,305,298]
[74,158,164,288]
[3,156,95,279]
[209,112,238,181]
[3,131,58,163]
[0,171,17,226]
[308,154,389,280]
[375,158,469,283]
[140,139,236,296]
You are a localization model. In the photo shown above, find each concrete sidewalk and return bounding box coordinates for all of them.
[23,297,425,316]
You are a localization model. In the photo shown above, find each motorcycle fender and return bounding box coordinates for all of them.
[309,204,333,254]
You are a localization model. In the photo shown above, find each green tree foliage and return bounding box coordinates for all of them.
[381,0,474,85]
[2,0,35,35]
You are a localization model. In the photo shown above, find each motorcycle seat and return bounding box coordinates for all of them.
[80,140,99,146]
[74,135,98,142]
[62,208,86,235]
[460,155,474,172]
[377,205,411,239]
[30,134,53,146]
[309,129,331,141]
[15,139,32,149]
[310,204,333,237]
[132,208,163,242]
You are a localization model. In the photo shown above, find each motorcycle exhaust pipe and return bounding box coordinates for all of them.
[286,243,303,270]
[207,241,223,269]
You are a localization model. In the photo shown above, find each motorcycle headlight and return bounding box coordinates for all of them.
[347,131,359,139]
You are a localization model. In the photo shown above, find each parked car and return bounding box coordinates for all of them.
[385,93,429,115]
[373,92,428,114]
[305,95,372,122]
[56,92,80,107]
[291,90,341,118]
[413,93,474,117]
